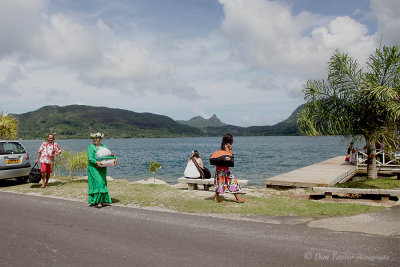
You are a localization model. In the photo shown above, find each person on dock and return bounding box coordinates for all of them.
[346,141,357,164]
[213,134,246,203]
[87,132,117,208]
[35,134,62,188]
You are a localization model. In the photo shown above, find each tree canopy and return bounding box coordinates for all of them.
[297,45,400,179]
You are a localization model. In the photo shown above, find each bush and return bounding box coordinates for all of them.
[54,150,88,180]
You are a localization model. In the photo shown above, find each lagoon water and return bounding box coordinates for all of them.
[22,136,349,187]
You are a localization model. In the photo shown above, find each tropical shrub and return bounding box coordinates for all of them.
[54,150,88,180]
[149,161,162,183]
[0,109,18,140]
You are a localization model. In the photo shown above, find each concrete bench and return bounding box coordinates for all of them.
[313,187,400,202]
[178,177,249,191]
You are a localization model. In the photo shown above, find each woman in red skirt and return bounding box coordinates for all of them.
[214,134,246,203]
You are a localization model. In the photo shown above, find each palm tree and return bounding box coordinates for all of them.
[0,110,18,140]
[298,45,400,180]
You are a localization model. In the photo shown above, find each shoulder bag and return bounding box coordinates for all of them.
[191,157,211,179]
[28,163,42,183]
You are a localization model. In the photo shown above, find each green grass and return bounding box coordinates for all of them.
[164,195,380,217]
[0,175,385,217]
[335,176,400,189]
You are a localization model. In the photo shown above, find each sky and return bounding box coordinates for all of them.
[0,0,399,127]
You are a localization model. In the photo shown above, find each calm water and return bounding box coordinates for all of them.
[21,136,349,187]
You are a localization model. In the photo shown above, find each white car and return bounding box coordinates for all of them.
[0,141,31,182]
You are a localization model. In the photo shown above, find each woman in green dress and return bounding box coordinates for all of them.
[87,133,117,208]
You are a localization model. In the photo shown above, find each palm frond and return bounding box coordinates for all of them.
[328,50,363,94]
[367,45,400,87]
[0,112,18,140]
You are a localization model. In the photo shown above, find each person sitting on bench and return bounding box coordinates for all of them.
[184,150,204,179]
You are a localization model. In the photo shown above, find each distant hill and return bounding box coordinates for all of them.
[198,104,304,136]
[14,105,203,139]
[246,104,304,136]
[14,104,304,139]
[177,114,226,128]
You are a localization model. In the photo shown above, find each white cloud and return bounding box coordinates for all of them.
[37,14,101,68]
[285,79,306,99]
[218,0,378,77]
[0,0,46,58]
[83,42,171,84]
[80,41,199,97]
[248,75,278,91]
[0,0,199,100]
[44,88,70,102]
[370,0,400,45]
[0,0,398,127]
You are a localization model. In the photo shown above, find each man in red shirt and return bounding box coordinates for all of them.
[35,134,62,188]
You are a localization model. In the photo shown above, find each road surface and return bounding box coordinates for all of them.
[0,191,399,266]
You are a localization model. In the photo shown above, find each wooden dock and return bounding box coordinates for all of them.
[265,156,357,188]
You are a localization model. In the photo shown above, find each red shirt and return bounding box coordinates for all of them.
[38,142,61,164]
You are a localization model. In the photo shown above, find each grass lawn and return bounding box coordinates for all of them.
[335,175,400,189]
[0,175,386,218]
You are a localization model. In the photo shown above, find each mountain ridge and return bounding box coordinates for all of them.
[14,105,203,139]
[178,104,303,136]
[14,104,303,139]
[176,114,226,128]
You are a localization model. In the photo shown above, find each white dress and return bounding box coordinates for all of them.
[184,159,201,178]
[349,151,357,164]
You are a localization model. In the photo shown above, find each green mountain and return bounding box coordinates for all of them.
[198,105,304,136]
[246,104,304,136]
[15,105,203,139]
[177,114,226,128]
[14,104,304,139]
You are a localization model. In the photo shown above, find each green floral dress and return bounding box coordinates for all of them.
[87,143,112,205]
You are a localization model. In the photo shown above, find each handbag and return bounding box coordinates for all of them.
[209,150,234,167]
[191,157,210,179]
[201,167,211,178]
[28,163,42,183]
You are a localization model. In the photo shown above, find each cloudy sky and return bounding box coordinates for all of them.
[0,0,399,126]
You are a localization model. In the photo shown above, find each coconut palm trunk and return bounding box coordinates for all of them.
[365,137,378,180]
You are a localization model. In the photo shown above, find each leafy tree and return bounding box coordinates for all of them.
[298,45,400,180]
[0,109,18,139]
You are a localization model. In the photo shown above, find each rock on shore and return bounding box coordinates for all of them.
[131,178,168,185]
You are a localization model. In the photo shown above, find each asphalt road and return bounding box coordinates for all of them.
[0,191,399,267]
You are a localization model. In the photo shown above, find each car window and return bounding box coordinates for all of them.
[0,142,26,155]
